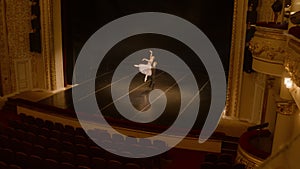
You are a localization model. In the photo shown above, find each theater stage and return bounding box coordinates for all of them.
[12,65,261,155]
[14,70,227,153]
[36,69,211,135]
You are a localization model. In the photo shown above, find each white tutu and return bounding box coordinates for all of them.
[136,64,152,76]
[134,50,156,82]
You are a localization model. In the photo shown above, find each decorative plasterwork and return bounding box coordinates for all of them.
[0,0,49,96]
[5,0,33,93]
[276,101,298,115]
[236,145,264,169]
[250,27,287,63]
[249,27,287,77]
[225,0,248,117]
[284,37,300,87]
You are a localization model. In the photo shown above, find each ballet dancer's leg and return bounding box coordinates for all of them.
[144,75,148,82]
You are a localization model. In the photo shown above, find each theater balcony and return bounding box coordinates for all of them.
[249,25,287,77]
[235,129,272,169]
[247,17,300,169]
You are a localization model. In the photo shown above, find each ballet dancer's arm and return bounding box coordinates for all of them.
[142,50,154,62]
[142,58,150,62]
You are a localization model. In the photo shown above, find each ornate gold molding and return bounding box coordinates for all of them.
[249,27,287,63]
[0,0,40,95]
[225,0,248,117]
[249,26,287,77]
[236,145,264,169]
[276,101,298,115]
[285,37,300,87]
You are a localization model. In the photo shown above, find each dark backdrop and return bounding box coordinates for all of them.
[61,0,234,85]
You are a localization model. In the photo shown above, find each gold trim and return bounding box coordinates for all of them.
[237,145,264,165]
[288,38,300,55]
[254,26,287,41]
[252,56,284,64]
[284,37,300,87]
[276,101,297,115]
[225,0,248,117]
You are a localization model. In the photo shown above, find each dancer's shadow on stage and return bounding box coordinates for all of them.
[129,87,152,112]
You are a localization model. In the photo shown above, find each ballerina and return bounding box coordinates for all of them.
[134,50,156,82]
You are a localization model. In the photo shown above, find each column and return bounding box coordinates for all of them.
[40,0,64,91]
[272,101,298,154]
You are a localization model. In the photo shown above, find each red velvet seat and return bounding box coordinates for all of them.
[78,166,91,169]
[15,152,28,169]
[75,127,86,136]
[21,141,32,154]
[200,162,216,169]
[91,157,106,168]
[60,162,76,169]
[49,130,61,140]
[124,162,141,169]
[46,148,60,161]
[0,135,10,149]
[107,160,122,169]
[35,118,45,128]
[0,161,8,169]
[204,153,218,163]
[28,154,43,169]
[75,135,88,145]
[33,144,46,158]
[25,131,36,144]
[64,125,75,135]
[54,122,64,131]
[217,153,233,164]
[45,159,59,169]
[44,120,54,130]
[60,151,75,164]
[15,129,26,140]
[75,144,89,155]
[215,162,232,169]
[62,141,75,153]
[8,164,22,169]
[75,154,90,166]
[89,146,106,158]
[47,137,61,150]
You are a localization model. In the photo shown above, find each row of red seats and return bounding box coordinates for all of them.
[0,113,166,169]
[0,152,144,169]
[201,153,245,169]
